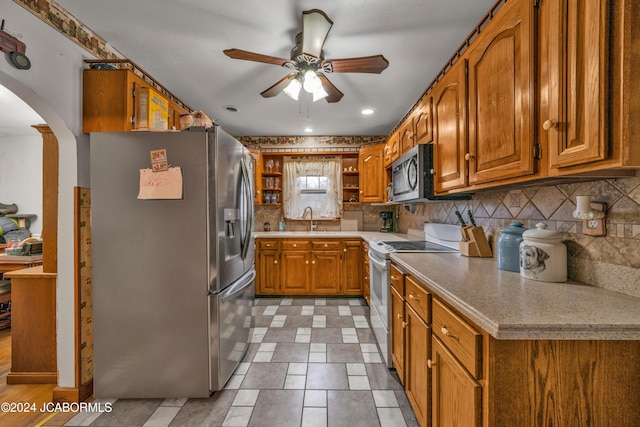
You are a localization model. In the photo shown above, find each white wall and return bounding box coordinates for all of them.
[0,132,43,236]
[1,0,96,388]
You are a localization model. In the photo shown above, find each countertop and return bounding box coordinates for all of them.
[391,252,640,340]
[254,230,412,242]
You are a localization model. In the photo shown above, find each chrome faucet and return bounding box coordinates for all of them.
[303,206,316,231]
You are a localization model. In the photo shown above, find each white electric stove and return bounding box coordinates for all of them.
[368,223,461,367]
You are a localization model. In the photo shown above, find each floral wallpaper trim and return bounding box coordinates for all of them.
[14,0,122,60]
[238,135,385,149]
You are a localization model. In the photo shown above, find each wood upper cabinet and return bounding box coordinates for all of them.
[247,147,262,204]
[542,0,609,171]
[359,143,385,203]
[467,0,536,185]
[432,58,468,193]
[399,118,415,156]
[384,131,399,168]
[431,336,481,427]
[342,240,362,295]
[414,96,433,145]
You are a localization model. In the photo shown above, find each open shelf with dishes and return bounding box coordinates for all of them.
[342,154,360,204]
[261,154,283,205]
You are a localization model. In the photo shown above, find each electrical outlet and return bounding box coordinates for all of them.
[587,219,599,229]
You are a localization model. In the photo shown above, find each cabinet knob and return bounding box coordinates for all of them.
[293,244,297,247]
[440,325,459,341]
[312,260,316,264]
[397,313,402,320]
[408,293,420,302]
[390,275,399,280]
[274,260,278,264]
[306,260,309,264]
[464,153,475,161]
[324,244,328,248]
[344,248,347,252]
[427,359,435,369]
[266,244,272,247]
[402,321,407,329]
[543,119,557,131]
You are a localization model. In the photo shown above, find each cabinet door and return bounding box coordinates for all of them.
[399,118,415,156]
[257,250,279,294]
[431,336,481,427]
[390,286,406,385]
[432,59,468,193]
[414,96,433,145]
[358,144,385,203]
[281,250,310,294]
[467,0,536,185]
[247,148,263,204]
[362,243,370,306]
[342,240,362,295]
[310,250,342,295]
[405,304,430,427]
[545,0,608,169]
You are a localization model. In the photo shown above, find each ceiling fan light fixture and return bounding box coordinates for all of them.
[312,85,329,102]
[283,78,302,100]
[361,108,376,115]
[303,70,322,93]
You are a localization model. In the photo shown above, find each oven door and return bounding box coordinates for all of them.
[368,249,392,367]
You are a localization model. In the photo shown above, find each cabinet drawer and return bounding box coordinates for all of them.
[432,298,482,378]
[390,264,405,294]
[258,240,279,250]
[281,240,311,250]
[311,240,341,251]
[405,276,431,323]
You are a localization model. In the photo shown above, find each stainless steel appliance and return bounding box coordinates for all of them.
[91,127,255,398]
[368,223,460,367]
[391,144,471,204]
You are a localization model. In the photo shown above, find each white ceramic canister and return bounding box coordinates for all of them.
[519,222,567,282]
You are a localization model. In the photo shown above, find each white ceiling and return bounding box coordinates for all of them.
[57,0,496,137]
[0,84,44,137]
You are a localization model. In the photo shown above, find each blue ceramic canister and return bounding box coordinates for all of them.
[497,221,526,272]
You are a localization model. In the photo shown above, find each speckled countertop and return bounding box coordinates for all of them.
[254,231,411,242]
[391,252,640,340]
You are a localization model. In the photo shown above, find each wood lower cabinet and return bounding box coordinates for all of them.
[362,242,370,305]
[392,263,640,426]
[256,238,363,296]
[342,240,362,295]
[431,336,481,427]
[390,286,405,385]
[405,303,430,427]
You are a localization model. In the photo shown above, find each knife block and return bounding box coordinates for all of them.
[460,226,493,257]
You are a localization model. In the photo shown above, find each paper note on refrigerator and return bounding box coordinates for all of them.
[138,167,183,200]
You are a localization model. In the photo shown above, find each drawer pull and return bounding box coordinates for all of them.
[427,359,435,369]
[408,293,420,302]
[324,244,328,247]
[441,325,459,341]
[293,244,297,247]
[266,244,272,247]
[390,275,399,280]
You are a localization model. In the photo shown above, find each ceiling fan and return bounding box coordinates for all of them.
[223,9,389,103]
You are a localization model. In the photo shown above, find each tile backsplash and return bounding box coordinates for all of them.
[398,177,640,298]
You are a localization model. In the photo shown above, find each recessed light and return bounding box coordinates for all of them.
[304,127,313,133]
[223,105,239,112]
[361,108,376,115]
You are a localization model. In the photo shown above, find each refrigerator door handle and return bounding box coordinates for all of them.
[239,157,253,260]
[218,268,256,302]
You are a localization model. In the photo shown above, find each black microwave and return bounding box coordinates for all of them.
[391,144,471,203]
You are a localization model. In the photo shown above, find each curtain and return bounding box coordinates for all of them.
[282,156,343,219]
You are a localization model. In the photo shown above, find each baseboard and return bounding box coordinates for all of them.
[52,379,93,403]
[6,371,58,384]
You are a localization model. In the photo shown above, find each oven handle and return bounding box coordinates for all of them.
[368,250,389,271]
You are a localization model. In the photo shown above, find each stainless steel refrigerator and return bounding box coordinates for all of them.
[91,127,255,398]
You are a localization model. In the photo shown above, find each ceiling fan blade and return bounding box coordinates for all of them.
[302,9,333,60]
[260,73,298,98]
[223,48,296,67]
[317,74,344,103]
[321,55,389,74]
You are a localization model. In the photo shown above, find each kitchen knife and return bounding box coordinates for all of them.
[455,210,467,226]
[468,209,476,227]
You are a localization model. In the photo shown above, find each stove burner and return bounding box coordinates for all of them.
[381,240,458,252]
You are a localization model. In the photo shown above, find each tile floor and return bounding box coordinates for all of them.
[57,298,418,427]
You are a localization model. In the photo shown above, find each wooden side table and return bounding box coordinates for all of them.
[4,265,57,384]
